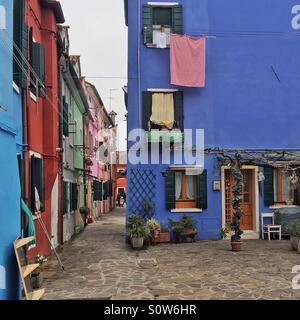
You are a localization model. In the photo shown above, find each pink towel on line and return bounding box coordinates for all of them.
[170,34,206,88]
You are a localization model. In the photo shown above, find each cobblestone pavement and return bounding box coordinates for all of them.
[42,208,300,300]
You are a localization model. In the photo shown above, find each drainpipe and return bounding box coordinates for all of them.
[58,61,64,245]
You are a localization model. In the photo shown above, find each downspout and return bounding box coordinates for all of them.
[58,61,64,245]
[138,0,141,129]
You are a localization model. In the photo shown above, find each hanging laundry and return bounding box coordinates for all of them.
[170,34,206,88]
[150,93,175,130]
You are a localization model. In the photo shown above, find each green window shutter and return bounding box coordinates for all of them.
[264,167,274,207]
[63,182,68,215]
[63,96,69,137]
[142,91,152,131]
[93,180,98,201]
[172,5,183,35]
[31,43,46,97]
[103,182,108,200]
[166,170,176,210]
[71,183,78,211]
[142,4,153,44]
[38,44,46,97]
[197,170,208,210]
[21,23,29,88]
[294,169,300,206]
[30,156,44,212]
[174,91,184,131]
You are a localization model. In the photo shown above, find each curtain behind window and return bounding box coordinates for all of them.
[186,175,195,200]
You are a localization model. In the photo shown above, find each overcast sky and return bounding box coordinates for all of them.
[60,0,128,150]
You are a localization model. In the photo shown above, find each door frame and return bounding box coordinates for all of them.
[221,165,260,233]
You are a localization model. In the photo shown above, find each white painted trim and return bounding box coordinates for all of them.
[30,91,37,102]
[147,2,179,7]
[270,205,300,209]
[29,150,42,159]
[171,209,203,213]
[13,82,20,94]
[221,165,260,237]
[147,88,179,92]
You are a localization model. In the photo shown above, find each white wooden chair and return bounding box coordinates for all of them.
[261,213,282,240]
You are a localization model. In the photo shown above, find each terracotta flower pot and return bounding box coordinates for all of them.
[231,241,242,252]
[158,232,171,243]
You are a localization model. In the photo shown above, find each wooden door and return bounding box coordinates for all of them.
[225,169,254,230]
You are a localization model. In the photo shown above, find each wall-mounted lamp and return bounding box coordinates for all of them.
[161,171,169,178]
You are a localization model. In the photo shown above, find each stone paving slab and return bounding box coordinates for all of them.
[42,208,300,300]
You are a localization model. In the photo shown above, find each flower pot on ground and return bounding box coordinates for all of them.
[169,215,198,243]
[31,255,47,289]
[288,220,300,253]
[158,226,171,243]
[147,219,161,245]
[127,214,151,250]
[231,241,242,252]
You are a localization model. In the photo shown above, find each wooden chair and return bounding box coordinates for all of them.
[261,213,282,240]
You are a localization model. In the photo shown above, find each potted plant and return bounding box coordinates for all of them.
[230,159,244,252]
[180,215,198,241]
[288,220,300,253]
[31,255,47,289]
[220,227,229,240]
[159,225,171,243]
[169,219,185,242]
[147,219,161,244]
[127,214,151,249]
[169,215,198,243]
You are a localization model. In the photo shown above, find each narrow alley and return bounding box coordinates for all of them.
[43,209,300,300]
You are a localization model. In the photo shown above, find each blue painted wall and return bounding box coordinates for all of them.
[126,0,300,239]
[0,0,22,300]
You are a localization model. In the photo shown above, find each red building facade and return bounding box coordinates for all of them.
[23,0,65,257]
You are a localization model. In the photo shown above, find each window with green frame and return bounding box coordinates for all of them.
[142,4,183,47]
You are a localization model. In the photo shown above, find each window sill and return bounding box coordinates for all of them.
[171,208,203,213]
[145,43,170,49]
[270,205,300,209]
[30,92,37,102]
[13,82,20,94]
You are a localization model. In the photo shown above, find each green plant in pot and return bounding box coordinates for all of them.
[147,219,161,244]
[169,215,197,243]
[288,219,300,253]
[180,215,197,241]
[127,214,151,249]
[31,255,47,289]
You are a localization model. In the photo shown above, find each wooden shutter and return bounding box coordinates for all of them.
[197,170,208,210]
[30,156,44,212]
[71,183,78,211]
[294,169,300,206]
[264,167,274,207]
[172,5,183,35]
[30,155,36,212]
[63,182,68,215]
[31,43,46,97]
[174,91,184,131]
[166,170,175,210]
[142,4,153,44]
[103,182,108,200]
[142,91,152,131]
[21,23,29,88]
[63,96,69,137]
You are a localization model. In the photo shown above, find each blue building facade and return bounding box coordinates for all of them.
[0,0,22,300]
[125,0,300,240]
